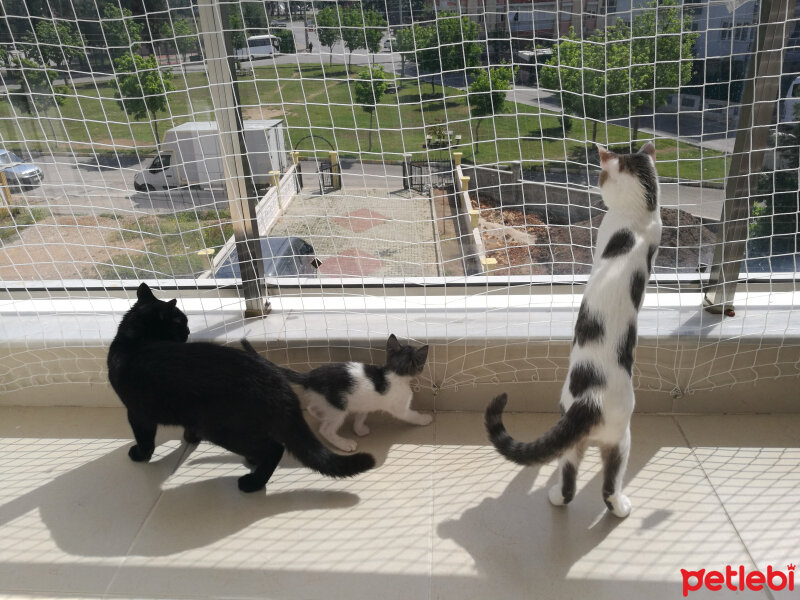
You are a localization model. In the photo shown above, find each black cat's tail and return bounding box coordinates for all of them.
[239,338,309,386]
[485,393,601,466]
[281,410,375,478]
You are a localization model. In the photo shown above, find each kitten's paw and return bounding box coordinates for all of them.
[353,423,370,437]
[128,445,152,462]
[416,413,434,426]
[334,439,358,453]
[238,473,266,493]
[548,484,567,506]
[605,494,632,518]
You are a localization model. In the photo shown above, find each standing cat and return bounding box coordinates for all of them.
[485,142,661,518]
[241,335,431,453]
[107,283,375,492]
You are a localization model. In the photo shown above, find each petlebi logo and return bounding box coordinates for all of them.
[681,564,795,596]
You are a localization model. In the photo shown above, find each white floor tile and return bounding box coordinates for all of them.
[1,408,797,599]
[677,415,800,599]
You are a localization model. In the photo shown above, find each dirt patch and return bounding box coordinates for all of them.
[473,200,554,275]
[0,215,145,281]
[474,195,716,275]
[242,106,286,120]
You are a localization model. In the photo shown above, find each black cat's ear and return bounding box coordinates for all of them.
[415,345,429,365]
[167,299,177,308]
[137,282,155,303]
[387,333,401,353]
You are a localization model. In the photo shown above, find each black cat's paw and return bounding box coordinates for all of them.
[128,445,153,462]
[183,429,201,444]
[238,473,266,493]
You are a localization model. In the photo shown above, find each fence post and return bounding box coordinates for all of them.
[0,172,10,206]
[703,0,796,315]
[292,151,303,190]
[197,0,269,317]
[270,170,282,210]
[510,160,523,206]
[330,151,341,190]
[402,154,410,190]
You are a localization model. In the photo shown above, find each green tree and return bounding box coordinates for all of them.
[228,11,246,56]
[353,65,388,151]
[750,125,800,259]
[171,19,197,63]
[23,20,85,81]
[112,53,174,148]
[340,7,364,72]
[414,12,480,93]
[540,0,697,142]
[275,29,296,54]
[102,4,143,62]
[468,62,517,154]
[394,25,415,82]
[316,6,341,66]
[9,57,70,141]
[363,9,388,63]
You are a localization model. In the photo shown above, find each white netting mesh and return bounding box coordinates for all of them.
[0,0,798,401]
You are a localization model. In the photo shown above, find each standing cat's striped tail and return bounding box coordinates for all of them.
[485,393,602,465]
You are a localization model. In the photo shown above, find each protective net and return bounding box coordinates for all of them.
[0,0,797,402]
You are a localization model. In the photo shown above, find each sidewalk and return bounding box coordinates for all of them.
[0,407,797,599]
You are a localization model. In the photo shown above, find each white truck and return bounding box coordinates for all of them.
[133,120,287,192]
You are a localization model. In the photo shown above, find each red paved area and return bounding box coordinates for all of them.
[317,247,384,276]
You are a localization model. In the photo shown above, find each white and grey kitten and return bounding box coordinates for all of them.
[485,142,661,518]
[242,335,432,452]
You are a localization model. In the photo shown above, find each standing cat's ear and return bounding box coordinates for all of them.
[415,345,429,365]
[639,141,656,161]
[387,334,402,353]
[167,299,177,308]
[136,282,156,303]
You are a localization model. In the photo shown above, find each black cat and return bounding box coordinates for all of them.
[107,283,375,492]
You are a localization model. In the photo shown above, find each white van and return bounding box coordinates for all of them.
[236,35,280,61]
[133,120,287,192]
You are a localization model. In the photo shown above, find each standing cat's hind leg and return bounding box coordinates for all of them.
[601,429,632,518]
[549,443,586,507]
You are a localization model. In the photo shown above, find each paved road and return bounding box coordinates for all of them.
[15,154,226,216]
[12,153,723,221]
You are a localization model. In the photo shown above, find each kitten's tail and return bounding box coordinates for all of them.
[281,409,375,478]
[485,393,602,465]
[239,338,309,386]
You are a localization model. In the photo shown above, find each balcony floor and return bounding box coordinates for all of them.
[0,407,798,599]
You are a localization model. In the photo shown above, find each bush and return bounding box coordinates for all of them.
[276,29,296,54]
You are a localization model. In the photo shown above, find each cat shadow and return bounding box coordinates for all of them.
[0,441,359,558]
[437,467,624,591]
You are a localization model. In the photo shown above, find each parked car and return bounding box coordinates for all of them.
[383,38,396,51]
[0,149,44,189]
[215,236,320,278]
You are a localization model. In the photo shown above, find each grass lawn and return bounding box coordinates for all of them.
[98,209,233,279]
[0,206,50,242]
[0,62,727,181]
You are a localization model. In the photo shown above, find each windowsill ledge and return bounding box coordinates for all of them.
[1,290,798,413]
